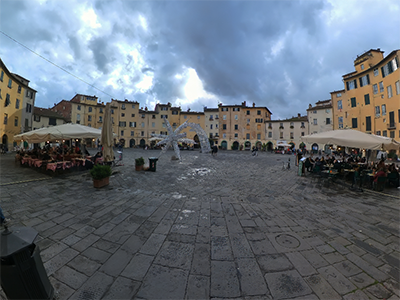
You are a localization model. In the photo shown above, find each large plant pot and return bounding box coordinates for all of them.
[93,177,109,188]
[135,165,143,171]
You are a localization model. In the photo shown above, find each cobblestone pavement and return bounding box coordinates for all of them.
[1,149,399,300]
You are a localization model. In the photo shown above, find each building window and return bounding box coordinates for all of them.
[132,104,136,109]
[17,85,21,94]
[152,122,155,127]
[373,68,379,76]
[301,122,305,128]
[234,133,238,138]
[389,111,395,128]
[359,74,369,87]
[280,132,283,139]
[119,121,126,127]
[111,109,114,114]
[141,131,144,136]
[49,118,56,126]
[15,99,20,109]
[77,114,81,121]
[99,116,103,122]
[184,115,187,119]
[352,118,358,128]
[141,122,145,127]
[246,110,250,115]
[373,84,378,94]
[121,130,124,136]
[379,81,384,93]
[223,115,226,120]
[89,107,92,112]
[197,115,200,119]
[395,81,400,95]
[346,79,357,90]
[257,110,261,115]
[246,133,250,139]
[4,113,8,124]
[7,79,12,88]
[77,105,81,110]
[210,124,213,129]
[129,122,136,127]
[223,133,226,138]
[364,94,370,105]
[121,104,126,110]
[301,132,305,136]
[366,116,371,131]
[34,115,40,122]
[234,124,238,130]
[387,85,393,98]
[382,104,386,116]
[390,131,395,138]
[351,97,356,107]
[26,103,32,113]
[88,115,92,122]
[223,124,227,130]
[337,100,342,110]
[361,64,364,70]
[338,117,343,129]
[99,108,103,113]
[221,107,228,111]
[234,115,238,120]
[257,133,261,139]
[326,118,331,125]
[313,119,317,125]
[376,131,381,136]
[14,117,18,126]
[382,130,387,137]
[0,71,3,81]
[268,132,272,138]
[5,94,10,107]
[233,107,240,111]
[375,106,380,117]
[131,131,134,136]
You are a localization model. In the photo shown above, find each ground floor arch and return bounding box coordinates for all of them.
[244,141,251,150]
[193,135,200,148]
[130,139,135,147]
[1,134,8,151]
[232,141,239,150]
[256,141,262,149]
[266,141,273,151]
[312,143,319,153]
[140,139,146,147]
[221,140,228,150]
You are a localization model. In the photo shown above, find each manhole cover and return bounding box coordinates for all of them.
[275,234,300,248]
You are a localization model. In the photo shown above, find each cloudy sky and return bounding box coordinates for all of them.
[1,0,399,119]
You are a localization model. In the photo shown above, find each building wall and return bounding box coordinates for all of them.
[335,49,399,142]
[266,117,308,149]
[204,109,219,144]
[0,59,36,150]
[307,103,333,135]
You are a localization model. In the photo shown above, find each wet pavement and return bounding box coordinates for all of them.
[0,148,399,300]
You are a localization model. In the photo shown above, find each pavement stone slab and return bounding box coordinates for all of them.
[264,270,312,300]
[210,260,241,298]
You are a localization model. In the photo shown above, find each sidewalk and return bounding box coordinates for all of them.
[1,149,399,299]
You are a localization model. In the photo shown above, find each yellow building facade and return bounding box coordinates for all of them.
[218,101,272,150]
[0,58,36,151]
[332,49,399,143]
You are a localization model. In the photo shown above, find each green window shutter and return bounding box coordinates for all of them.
[366,74,370,84]
[364,94,370,105]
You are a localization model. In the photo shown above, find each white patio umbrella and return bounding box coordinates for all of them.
[13,123,102,143]
[101,103,114,163]
[301,129,400,151]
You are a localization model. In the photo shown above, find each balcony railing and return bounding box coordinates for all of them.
[387,123,396,130]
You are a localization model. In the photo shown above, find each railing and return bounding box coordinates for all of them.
[387,123,396,130]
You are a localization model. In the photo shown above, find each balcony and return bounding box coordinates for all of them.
[387,123,396,130]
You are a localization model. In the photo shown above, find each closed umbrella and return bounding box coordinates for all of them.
[101,103,114,163]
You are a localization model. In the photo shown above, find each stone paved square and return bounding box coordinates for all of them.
[1,149,399,299]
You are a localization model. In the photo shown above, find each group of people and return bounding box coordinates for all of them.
[298,152,399,188]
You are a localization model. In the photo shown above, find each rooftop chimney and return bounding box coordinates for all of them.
[252,103,255,107]
[298,113,301,117]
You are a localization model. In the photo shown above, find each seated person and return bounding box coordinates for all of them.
[373,167,387,182]
[91,151,103,162]
[304,157,314,172]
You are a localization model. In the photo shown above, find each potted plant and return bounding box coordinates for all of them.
[135,157,145,171]
[90,164,112,188]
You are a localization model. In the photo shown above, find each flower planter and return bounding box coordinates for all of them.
[93,176,109,188]
[135,165,143,171]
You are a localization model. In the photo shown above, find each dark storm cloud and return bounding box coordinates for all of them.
[1,0,399,119]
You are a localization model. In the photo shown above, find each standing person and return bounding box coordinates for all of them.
[212,145,218,156]
[0,206,9,226]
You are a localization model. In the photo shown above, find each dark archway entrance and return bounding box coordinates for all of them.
[221,141,227,150]
[1,134,8,151]
[232,141,239,150]
[140,139,146,147]
[193,135,200,148]
[256,141,262,149]
[130,139,135,148]
[312,143,319,154]
[266,141,273,151]
[244,141,251,150]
